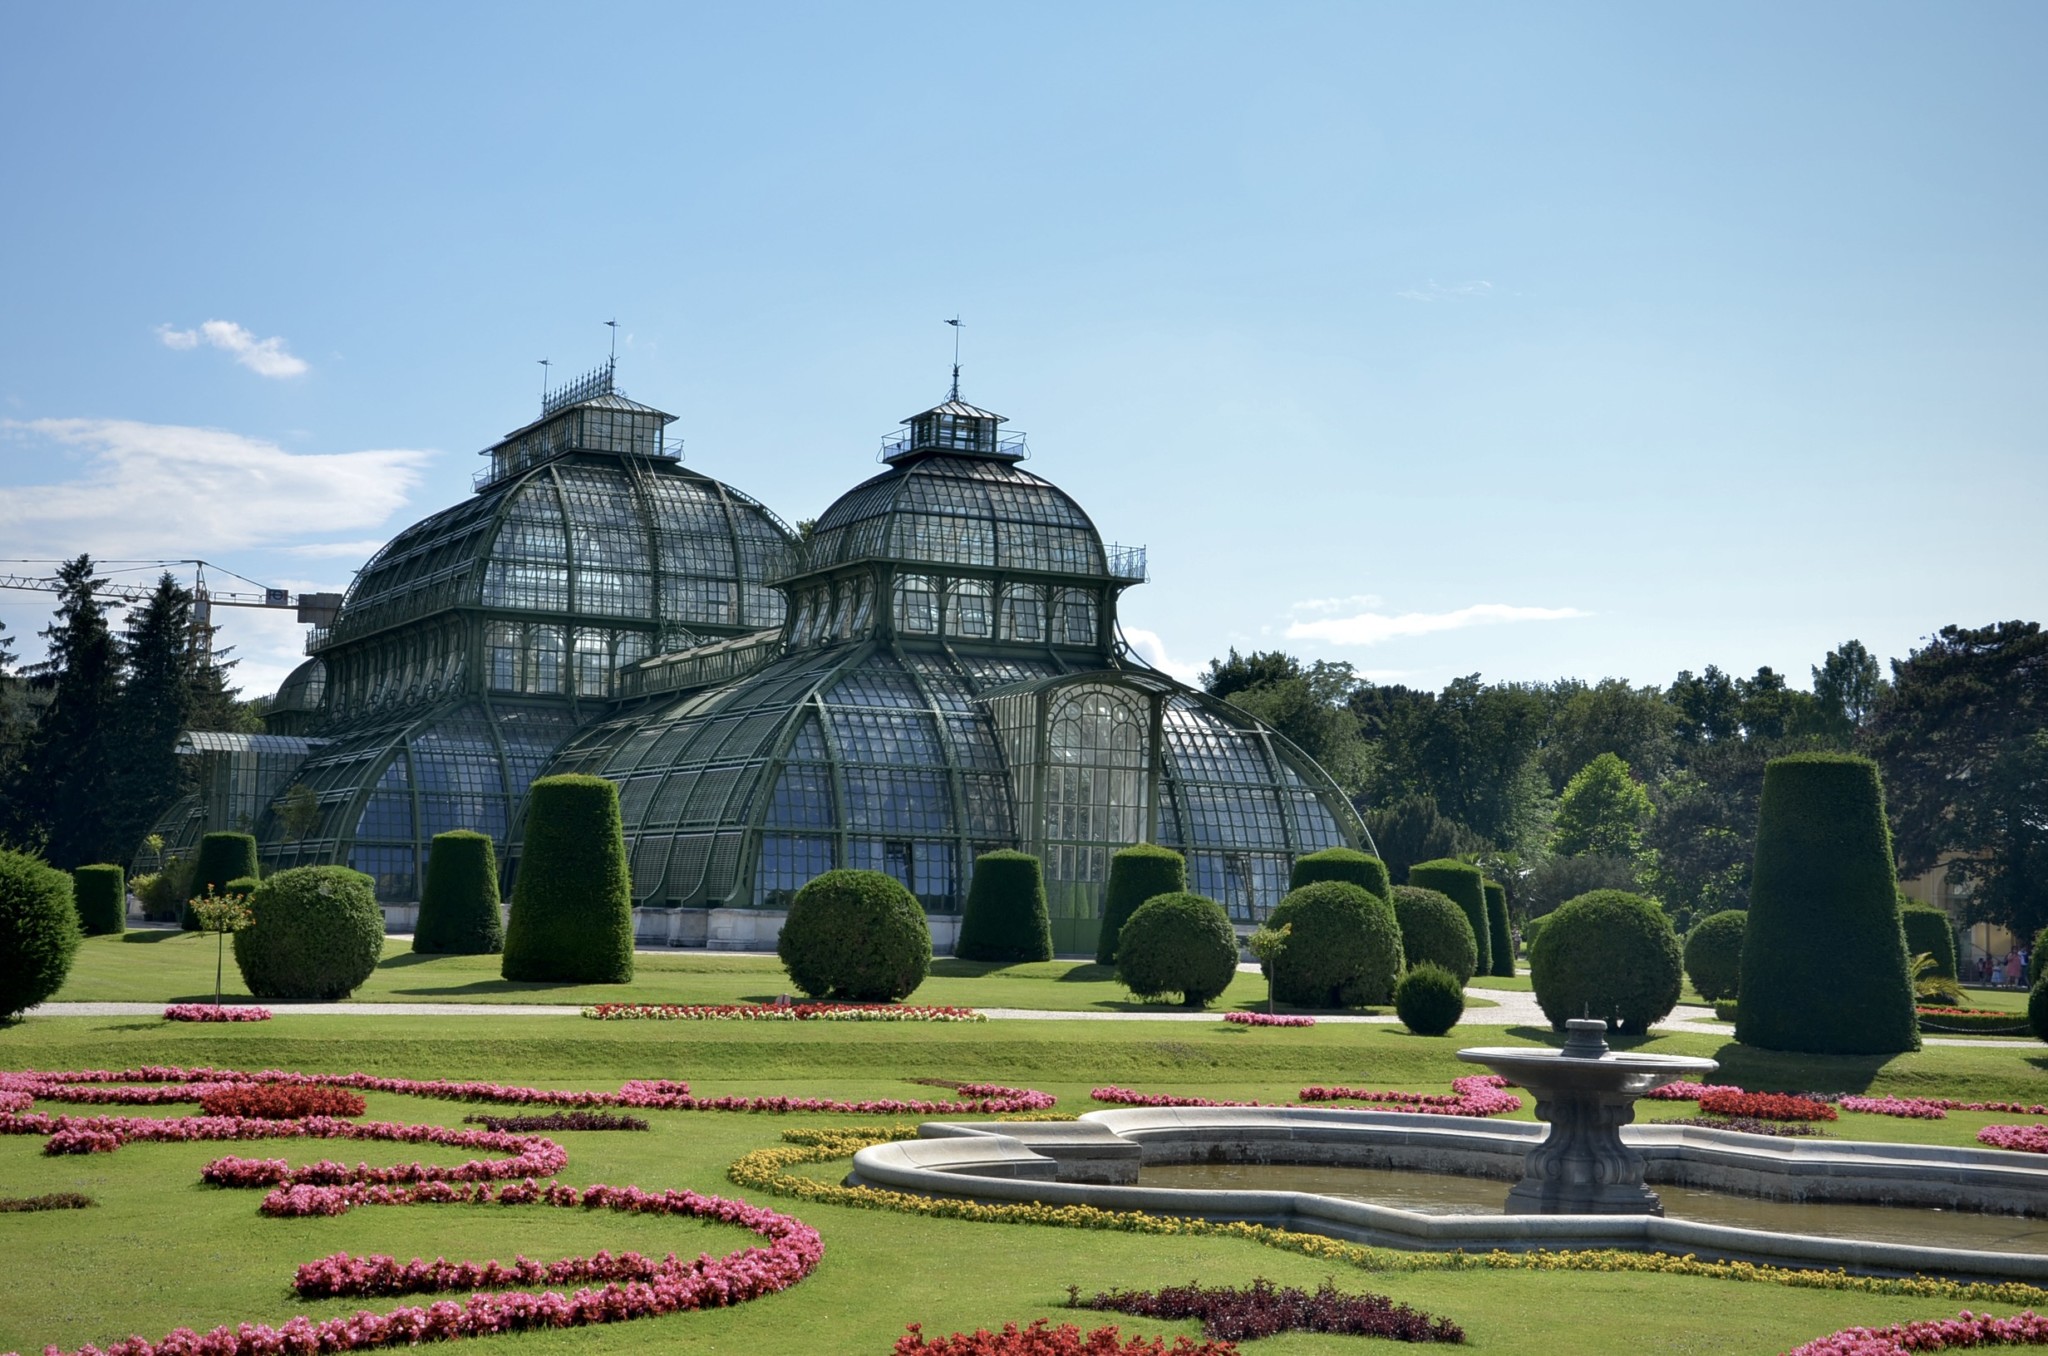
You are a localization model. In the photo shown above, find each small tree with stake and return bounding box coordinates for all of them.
[188,886,253,1007]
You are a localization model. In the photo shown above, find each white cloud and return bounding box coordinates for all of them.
[1287,603,1588,646]
[1122,627,1206,686]
[280,538,392,559]
[1396,280,1493,303]
[1290,593,1384,614]
[0,418,431,557]
[157,320,309,377]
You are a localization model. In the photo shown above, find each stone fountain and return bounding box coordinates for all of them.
[1457,1018,1719,1215]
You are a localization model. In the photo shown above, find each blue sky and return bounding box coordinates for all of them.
[1,2,2041,698]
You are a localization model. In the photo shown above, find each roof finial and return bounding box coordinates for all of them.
[945,316,963,400]
[605,318,618,363]
[538,357,551,406]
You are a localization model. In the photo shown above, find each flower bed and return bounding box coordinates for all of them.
[1221,1013,1314,1028]
[896,1320,1237,1356]
[1647,1080,2048,1123]
[1979,1125,2048,1154]
[199,1085,367,1120]
[0,1192,92,1212]
[582,1002,986,1022]
[1658,1116,1830,1138]
[1787,1308,2048,1354]
[163,1004,272,1022]
[462,1111,649,1133]
[1069,1278,1463,1343]
[1646,1082,1745,1102]
[1696,1090,1838,1122]
[1089,1076,1518,1118]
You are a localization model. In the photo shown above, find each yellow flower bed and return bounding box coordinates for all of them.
[730,1127,2048,1308]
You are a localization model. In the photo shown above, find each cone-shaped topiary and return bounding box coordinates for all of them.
[2033,927,2046,989]
[1265,880,1405,1008]
[1096,844,1187,966]
[777,868,931,1001]
[1114,891,1237,1008]
[0,850,80,1019]
[1897,898,1957,979]
[1394,962,1465,1036]
[1483,879,1514,976]
[954,850,1054,962]
[72,864,125,936]
[1390,885,1478,984]
[1407,859,1490,976]
[232,865,384,1000]
[2031,977,2048,1043]
[1288,848,1392,902]
[501,775,634,984]
[1683,909,1746,1002]
[415,831,504,955]
[184,833,258,930]
[1737,753,1918,1055]
[1529,889,1683,1034]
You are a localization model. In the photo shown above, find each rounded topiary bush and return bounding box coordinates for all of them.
[1898,899,1957,979]
[1683,910,1746,1003]
[1529,888,1683,1034]
[414,831,504,955]
[1407,859,1491,977]
[1264,881,1404,1008]
[1114,891,1237,1008]
[1390,885,1478,984]
[1097,844,1187,966]
[955,850,1053,962]
[502,775,634,984]
[232,865,384,1001]
[2031,977,2048,1043]
[1737,753,1917,1055]
[1483,879,1514,977]
[0,850,81,1019]
[1288,848,1391,902]
[777,869,931,1001]
[1395,962,1466,1036]
[184,832,259,930]
[72,864,125,936]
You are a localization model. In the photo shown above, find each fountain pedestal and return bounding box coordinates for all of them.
[1458,1019,1718,1216]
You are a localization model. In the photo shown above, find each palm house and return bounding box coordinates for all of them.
[146,364,1371,954]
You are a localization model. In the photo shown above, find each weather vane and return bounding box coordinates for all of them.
[946,316,963,400]
[538,357,551,402]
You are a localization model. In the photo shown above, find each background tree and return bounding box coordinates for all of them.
[0,618,37,847]
[1811,639,1886,744]
[109,574,194,858]
[1550,753,1653,859]
[1213,658,1372,794]
[1361,794,1477,882]
[12,557,122,868]
[1669,665,1743,746]
[1538,678,1677,792]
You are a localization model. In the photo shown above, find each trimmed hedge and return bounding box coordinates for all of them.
[2033,927,2046,988]
[1482,879,1513,977]
[185,833,258,930]
[2032,978,2048,1043]
[501,775,634,984]
[1407,859,1490,976]
[1096,844,1187,966]
[1528,888,1683,1034]
[1394,962,1465,1036]
[1736,753,1918,1055]
[1683,910,1747,1002]
[777,869,931,1001]
[955,851,1054,962]
[414,831,504,955]
[232,865,383,1001]
[0,850,80,1019]
[1265,881,1404,1008]
[1899,899,1957,979]
[1114,891,1238,1009]
[1390,885,1478,984]
[1288,848,1392,902]
[1521,913,1549,951]
[73,864,126,936]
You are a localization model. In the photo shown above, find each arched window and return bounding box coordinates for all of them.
[946,579,992,639]
[1053,589,1098,647]
[527,626,565,694]
[574,629,611,696]
[894,574,938,634]
[999,584,1044,643]
[487,622,519,691]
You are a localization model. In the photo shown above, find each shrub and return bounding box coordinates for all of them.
[185,832,258,930]
[1288,848,1391,901]
[1407,859,1490,976]
[1528,888,1683,1034]
[1394,963,1465,1036]
[2032,977,2048,1044]
[1096,845,1186,966]
[1114,891,1237,1008]
[72,864,125,936]
[954,850,1053,962]
[777,869,930,1001]
[231,865,383,1000]
[414,831,503,955]
[1898,898,1957,979]
[1264,881,1404,1007]
[1736,753,1918,1055]
[138,854,194,923]
[1521,913,1549,951]
[1390,886,1477,984]
[501,775,634,984]
[0,850,81,1019]
[1482,879,1513,977]
[2034,926,2046,988]
[1683,910,1747,1002]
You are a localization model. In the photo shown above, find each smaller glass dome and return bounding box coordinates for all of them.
[263,658,327,735]
[801,453,1109,578]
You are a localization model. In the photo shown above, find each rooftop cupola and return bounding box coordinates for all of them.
[883,397,1027,464]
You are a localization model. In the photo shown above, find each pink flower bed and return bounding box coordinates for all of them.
[1645,1082,1745,1101]
[1090,1076,1519,1118]
[1786,1308,2048,1354]
[163,1005,272,1022]
[1221,1013,1314,1028]
[583,1002,986,1022]
[1979,1125,2048,1154]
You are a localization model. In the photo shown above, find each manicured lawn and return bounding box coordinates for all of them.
[1471,970,1718,1008]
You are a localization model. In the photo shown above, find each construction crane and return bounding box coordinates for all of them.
[0,559,342,664]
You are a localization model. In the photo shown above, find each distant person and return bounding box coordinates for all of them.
[1993,955,2008,988]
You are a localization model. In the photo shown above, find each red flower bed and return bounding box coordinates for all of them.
[1696,1090,1837,1122]
[896,1320,1237,1356]
[1071,1278,1463,1343]
[200,1085,367,1120]
[1787,1308,2048,1354]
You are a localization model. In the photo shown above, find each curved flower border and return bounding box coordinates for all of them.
[1786,1308,2048,1354]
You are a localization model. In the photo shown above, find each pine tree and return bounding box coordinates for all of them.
[111,574,194,858]
[17,557,123,867]
[188,644,261,732]
[0,617,32,847]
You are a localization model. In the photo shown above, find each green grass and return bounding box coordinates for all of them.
[4,1010,2046,1354]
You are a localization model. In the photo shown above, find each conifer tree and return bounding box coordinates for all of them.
[17,557,122,867]
[111,574,194,857]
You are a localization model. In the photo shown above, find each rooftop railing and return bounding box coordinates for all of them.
[614,630,785,700]
[1104,543,1148,583]
[880,430,1029,462]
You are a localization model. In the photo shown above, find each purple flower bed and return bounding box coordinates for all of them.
[1068,1278,1464,1343]
[461,1111,650,1133]
[1658,1116,1831,1137]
